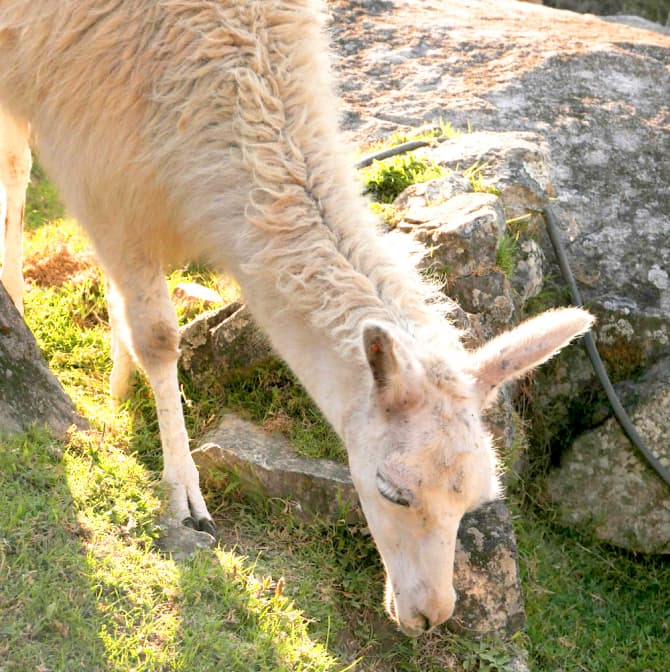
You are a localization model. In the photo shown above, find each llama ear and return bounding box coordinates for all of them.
[363,323,424,410]
[469,307,594,408]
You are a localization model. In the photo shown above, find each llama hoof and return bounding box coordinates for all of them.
[182,516,197,529]
[180,515,215,535]
[197,517,216,536]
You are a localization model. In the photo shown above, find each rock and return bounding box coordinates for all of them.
[332,0,670,361]
[398,191,505,277]
[451,270,516,332]
[394,188,518,332]
[419,131,552,221]
[179,301,273,381]
[155,519,216,561]
[546,357,670,554]
[540,1,670,29]
[192,413,362,523]
[451,500,526,637]
[0,282,86,437]
[604,15,670,36]
[511,239,545,307]
[172,282,223,308]
[194,411,526,636]
[392,173,472,217]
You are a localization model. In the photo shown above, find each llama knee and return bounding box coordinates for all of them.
[129,318,181,373]
[0,115,31,313]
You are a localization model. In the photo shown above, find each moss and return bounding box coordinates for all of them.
[596,337,646,383]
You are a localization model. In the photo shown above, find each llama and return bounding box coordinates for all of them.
[0,0,592,636]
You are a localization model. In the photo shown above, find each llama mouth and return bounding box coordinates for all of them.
[384,576,398,622]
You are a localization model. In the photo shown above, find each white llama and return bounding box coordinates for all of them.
[0,0,592,636]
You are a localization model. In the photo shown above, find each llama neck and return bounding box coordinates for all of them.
[240,277,368,437]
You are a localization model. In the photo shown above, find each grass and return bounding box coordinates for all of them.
[512,497,670,671]
[3,154,670,672]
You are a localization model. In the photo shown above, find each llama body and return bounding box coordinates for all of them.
[0,0,592,636]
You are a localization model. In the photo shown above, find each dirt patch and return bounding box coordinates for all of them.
[24,244,98,287]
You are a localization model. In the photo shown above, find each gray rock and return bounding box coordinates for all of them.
[451,270,516,332]
[0,282,86,437]
[332,0,670,363]
[392,173,472,217]
[192,413,361,523]
[398,191,505,277]
[420,131,552,220]
[604,15,670,35]
[511,239,545,307]
[155,519,216,561]
[179,301,273,381]
[546,357,670,554]
[330,0,670,464]
[193,412,526,636]
[451,501,526,637]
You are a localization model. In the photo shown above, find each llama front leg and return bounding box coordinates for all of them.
[109,267,215,535]
[106,279,138,404]
[0,108,31,314]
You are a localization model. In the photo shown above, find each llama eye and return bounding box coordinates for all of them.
[376,472,411,507]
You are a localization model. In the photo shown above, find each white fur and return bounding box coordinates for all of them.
[0,0,593,635]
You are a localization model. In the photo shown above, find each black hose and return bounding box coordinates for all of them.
[353,138,670,490]
[355,139,435,169]
[544,205,670,489]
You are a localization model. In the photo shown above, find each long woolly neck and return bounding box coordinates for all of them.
[222,0,458,362]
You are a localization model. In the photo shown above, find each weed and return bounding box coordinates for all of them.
[361,154,448,204]
[495,234,517,279]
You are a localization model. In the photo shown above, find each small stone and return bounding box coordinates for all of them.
[155,519,216,561]
[173,282,223,307]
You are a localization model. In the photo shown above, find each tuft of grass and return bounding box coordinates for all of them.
[495,234,517,279]
[360,154,448,204]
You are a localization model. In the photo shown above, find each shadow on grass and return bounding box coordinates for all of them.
[0,431,110,670]
[0,427,348,672]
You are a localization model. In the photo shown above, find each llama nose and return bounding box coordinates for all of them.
[417,611,431,632]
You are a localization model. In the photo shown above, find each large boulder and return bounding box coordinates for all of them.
[546,357,670,554]
[0,283,85,437]
[330,0,670,451]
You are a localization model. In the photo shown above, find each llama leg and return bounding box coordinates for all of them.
[0,108,31,314]
[106,279,138,404]
[109,265,214,534]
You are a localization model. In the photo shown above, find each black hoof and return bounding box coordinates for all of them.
[182,516,197,529]
[197,517,216,536]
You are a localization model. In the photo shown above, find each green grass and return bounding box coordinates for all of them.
[4,156,670,672]
[512,498,670,672]
[360,154,449,204]
[495,235,517,279]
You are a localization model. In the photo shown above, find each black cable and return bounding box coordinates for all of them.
[355,139,436,169]
[353,139,670,489]
[544,205,670,489]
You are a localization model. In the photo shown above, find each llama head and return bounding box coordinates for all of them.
[345,307,593,637]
